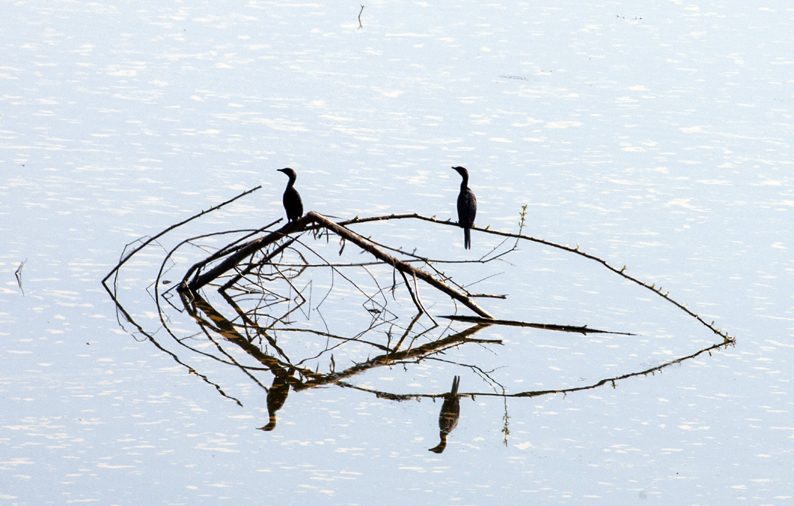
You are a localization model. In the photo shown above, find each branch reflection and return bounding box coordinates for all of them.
[102,203,735,451]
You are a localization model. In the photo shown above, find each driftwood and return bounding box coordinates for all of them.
[179,211,495,319]
[308,212,493,319]
[101,188,738,440]
[180,216,307,293]
[103,188,735,347]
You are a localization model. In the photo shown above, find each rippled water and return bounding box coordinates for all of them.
[2,1,793,504]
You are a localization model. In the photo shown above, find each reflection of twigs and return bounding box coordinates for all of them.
[101,283,244,406]
[155,240,303,374]
[328,337,733,406]
[485,339,733,399]
[358,5,364,29]
[219,289,291,360]
[296,324,494,390]
[441,314,635,335]
[185,291,311,379]
[191,303,270,393]
[174,291,499,399]
[391,312,422,353]
[275,326,390,353]
[423,354,506,396]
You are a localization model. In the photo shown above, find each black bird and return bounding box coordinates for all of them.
[429,376,461,454]
[452,166,476,249]
[277,167,303,223]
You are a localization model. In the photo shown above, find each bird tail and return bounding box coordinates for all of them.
[450,375,460,396]
[464,228,471,249]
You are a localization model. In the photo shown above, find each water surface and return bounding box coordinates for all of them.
[2,1,793,504]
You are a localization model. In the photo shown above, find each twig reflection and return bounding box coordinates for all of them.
[101,189,737,449]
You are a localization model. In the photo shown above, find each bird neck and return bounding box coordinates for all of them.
[457,171,469,188]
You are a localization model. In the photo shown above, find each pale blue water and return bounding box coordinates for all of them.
[2,1,793,504]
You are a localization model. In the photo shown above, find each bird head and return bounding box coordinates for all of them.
[277,167,297,179]
[451,166,468,177]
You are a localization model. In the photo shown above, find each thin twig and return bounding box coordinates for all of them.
[102,185,261,286]
[15,259,26,295]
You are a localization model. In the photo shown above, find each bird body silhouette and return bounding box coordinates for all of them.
[277,168,303,223]
[429,375,461,453]
[452,166,476,249]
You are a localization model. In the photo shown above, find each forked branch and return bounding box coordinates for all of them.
[178,211,495,319]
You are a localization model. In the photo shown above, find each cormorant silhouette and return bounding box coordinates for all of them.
[277,167,303,223]
[429,376,461,453]
[451,166,476,249]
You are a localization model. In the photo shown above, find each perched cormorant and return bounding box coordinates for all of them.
[452,166,477,249]
[277,167,303,223]
[429,376,461,454]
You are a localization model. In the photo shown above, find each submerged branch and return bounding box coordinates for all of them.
[440,315,635,335]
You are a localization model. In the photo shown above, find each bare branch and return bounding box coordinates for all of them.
[306,212,494,319]
[338,212,734,343]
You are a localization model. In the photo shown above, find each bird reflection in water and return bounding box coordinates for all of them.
[429,376,461,453]
[258,370,292,431]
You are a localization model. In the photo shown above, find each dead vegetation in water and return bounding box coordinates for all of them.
[102,186,735,438]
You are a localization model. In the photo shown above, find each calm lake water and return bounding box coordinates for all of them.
[2,1,793,504]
